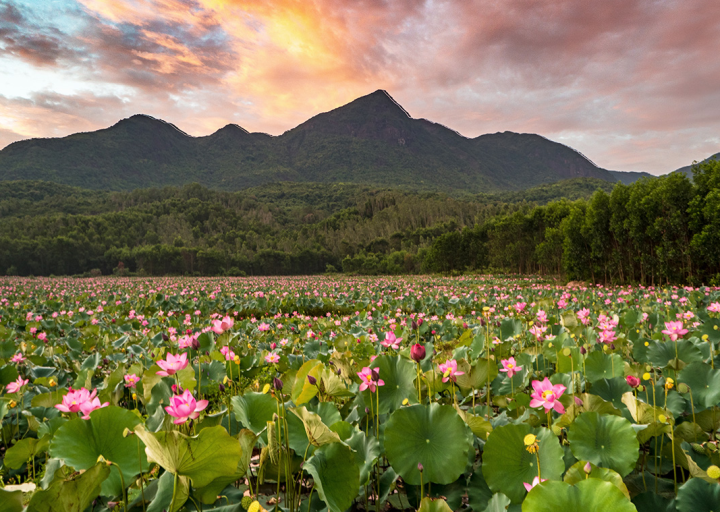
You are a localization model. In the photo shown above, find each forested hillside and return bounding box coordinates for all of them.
[0,178,610,277]
[2,159,719,285]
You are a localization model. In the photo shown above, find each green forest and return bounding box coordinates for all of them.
[1,159,719,285]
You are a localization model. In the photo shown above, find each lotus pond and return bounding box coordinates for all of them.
[1,275,720,512]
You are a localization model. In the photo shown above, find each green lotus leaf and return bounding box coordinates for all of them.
[588,377,632,411]
[292,359,323,405]
[291,406,342,447]
[385,403,473,486]
[631,492,676,512]
[31,390,68,408]
[678,362,720,410]
[484,493,514,512]
[4,435,50,469]
[303,442,359,512]
[147,471,190,512]
[231,391,277,435]
[194,429,257,505]
[563,461,629,498]
[676,477,720,512]
[567,412,639,477]
[26,462,110,512]
[456,357,499,393]
[584,352,624,382]
[418,497,453,512]
[482,423,564,504]
[368,354,417,414]
[134,424,241,488]
[466,468,494,512]
[522,478,636,512]
[647,340,703,368]
[454,404,493,440]
[49,406,148,497]
[346,428,381,485]
[0,489,23,512]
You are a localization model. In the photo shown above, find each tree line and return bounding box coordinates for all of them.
[1,164,718,285]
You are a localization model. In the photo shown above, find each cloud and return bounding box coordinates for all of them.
[0,0,719,173]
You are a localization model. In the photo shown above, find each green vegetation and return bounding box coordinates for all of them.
[0,177,611,277]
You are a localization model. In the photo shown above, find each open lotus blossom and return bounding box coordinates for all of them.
[500,357,522,378]
[165,389,208,424]
[220,346,236,361]
[265,352,280,364]
[211,316,234,334]
[597,329,617,344]
[576,308,591,325]
[156,352,188,377]
[529,378,566,414]
[709,302,720,313]
[5,376,28,393]
[55,387,108,418]
[662,321,688,341]
[523,476,547,492]
[358,367,384,393]
[438,359,464,383]
[10,353,25,364]
[124,374,140,388]
[381,331,402,350]
[258,322,270,331]
[79,396,109,419]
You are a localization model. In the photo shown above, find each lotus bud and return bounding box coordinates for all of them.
[412,320,418,330]
[371,368,380,382]
[307,375,317,386]
[273,377,283,391]
[162,333,169,342]
[584,462,592,474]
[218,383,226,392]
[418,463,424,472]
[411,343,426,363]
[579,346,587,355]
[626,375,640,388]
[191,338,199,350]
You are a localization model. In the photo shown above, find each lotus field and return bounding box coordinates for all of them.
[3,276,720,512]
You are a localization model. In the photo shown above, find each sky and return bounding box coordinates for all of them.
[1,0,719,174]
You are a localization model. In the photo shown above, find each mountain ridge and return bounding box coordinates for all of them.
[0,89,640,192]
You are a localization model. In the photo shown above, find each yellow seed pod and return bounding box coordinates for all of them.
[707,465,720,479]
[524,434,537,446]
[658,414,667,423]
[562,348,571,357]
[262,383,271,394]
[402,398,409,406]
[644,341,649,346]
[642,372,651,381]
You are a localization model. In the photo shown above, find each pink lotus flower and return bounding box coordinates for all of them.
[79,396,109,419]
[708,302,720,313]
[165,389,208,424]
[220,346,235,361]
[258,323,270,331]
[626,375,640,388]
[381,331,402,350]
[576,308,591,325]
[6,376,28,393]
[500,357,522,378]
[265,352,280,364]
[10,353,25,364]
[529,378,566,414]
[211,316,234,334]
[438,359,464,383]
[124,374,140,388]
[156,352,188,377]
[358,367,384,393]
[524,476,547,492]
[662,321,688,341]
[598,329,617,344]
[55,387,108,418]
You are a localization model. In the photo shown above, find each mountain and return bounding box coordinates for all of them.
[0,90,619,192]
[608,170,655,184]
[673,152,720,179]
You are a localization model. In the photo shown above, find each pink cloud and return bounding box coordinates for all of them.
[0,0,719,174]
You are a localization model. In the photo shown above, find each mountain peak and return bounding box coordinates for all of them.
[114,114,190,137]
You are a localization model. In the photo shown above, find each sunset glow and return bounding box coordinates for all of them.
[1,0,719,173]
